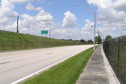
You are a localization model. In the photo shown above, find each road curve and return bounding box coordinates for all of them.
[0,45,93,84]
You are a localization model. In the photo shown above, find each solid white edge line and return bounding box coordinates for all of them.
[101,45,120,84]
[10,54,76,84]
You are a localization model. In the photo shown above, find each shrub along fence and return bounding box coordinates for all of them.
[103,35,126,84]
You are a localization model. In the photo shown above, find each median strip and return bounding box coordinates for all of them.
[19,47,94,84]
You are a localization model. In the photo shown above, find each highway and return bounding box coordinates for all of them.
[0,45,93,84]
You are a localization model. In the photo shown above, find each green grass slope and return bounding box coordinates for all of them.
[0,31,80,51]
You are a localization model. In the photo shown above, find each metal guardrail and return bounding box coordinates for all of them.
[103,36,126,84]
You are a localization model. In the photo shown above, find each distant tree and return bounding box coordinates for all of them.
[88,39,93,43]
[95,35,102,44]
[69,39,73,41]
[105,35,112,41]
[79,39,85,43]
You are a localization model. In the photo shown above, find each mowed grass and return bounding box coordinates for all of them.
[0,31,81,52]
[22,47,94,84]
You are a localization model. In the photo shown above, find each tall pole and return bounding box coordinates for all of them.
[49,27,51,38]
[17,16,19,33]
[98,27,99,36]
[94,12,96,50]
[74,4,96,50]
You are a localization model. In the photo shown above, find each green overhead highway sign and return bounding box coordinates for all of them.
[41,30,48,34]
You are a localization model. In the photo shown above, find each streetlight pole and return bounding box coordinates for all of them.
[94,12,96,50]
[74,4,96,50]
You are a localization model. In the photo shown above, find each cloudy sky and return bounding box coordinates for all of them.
[0,0,126,40]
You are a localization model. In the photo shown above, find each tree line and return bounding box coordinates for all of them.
[79,35,112,44]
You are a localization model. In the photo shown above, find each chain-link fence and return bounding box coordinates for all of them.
[103,36,126,84]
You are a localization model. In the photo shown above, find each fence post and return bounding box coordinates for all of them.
[117,37,120,78]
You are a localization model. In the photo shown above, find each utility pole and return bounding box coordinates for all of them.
[17,16,19,33]
[94,12,96,50]
[74,4,96,50]
[49,27,51,38]
[98,27,99,36]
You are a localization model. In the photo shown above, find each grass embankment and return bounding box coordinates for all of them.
[0,31,80,52]
[22,47,94,84]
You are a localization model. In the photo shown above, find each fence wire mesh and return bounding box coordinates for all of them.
[103,36,126,84]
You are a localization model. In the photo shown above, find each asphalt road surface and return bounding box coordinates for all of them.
[0,45,93,84]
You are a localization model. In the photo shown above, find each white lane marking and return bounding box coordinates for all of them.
[10,53,77,84]
[46,52,53,55]
[0,61,10,65]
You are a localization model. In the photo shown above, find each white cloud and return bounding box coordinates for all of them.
[15,9,54,35]
[114,0,126,12]
[0,0,55,37]
[35,10,53,21]
[87,0,126,37]
[62,11,77,28]
[10,0,30,4]
[82,19,94,31]
[0,0,18,24]
[87,0,126,24]
[81,19,94,40]
[26,3,42,11]
[123,31,126,35]
[51,28,83,40]
[87,0,113,9]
